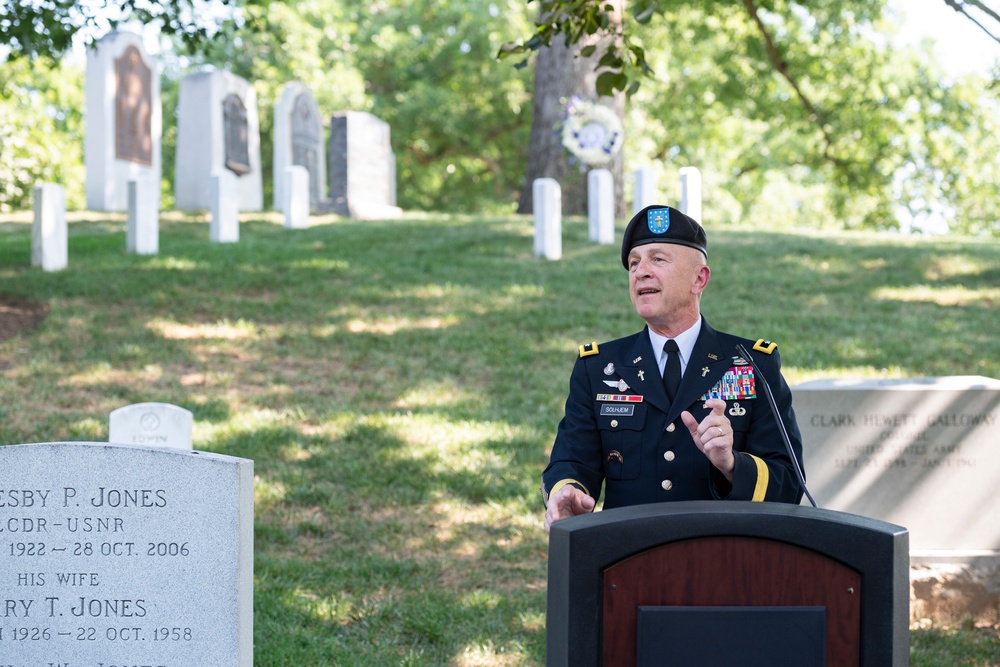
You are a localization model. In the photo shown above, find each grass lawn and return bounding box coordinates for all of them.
[1,211,998,665]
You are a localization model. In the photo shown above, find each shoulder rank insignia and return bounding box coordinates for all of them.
[753,339,777,354]
[579,342,600,357]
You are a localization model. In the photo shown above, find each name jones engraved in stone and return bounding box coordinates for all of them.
[114,45,153,165]
[0,485,191,651]
[223,93,252,177]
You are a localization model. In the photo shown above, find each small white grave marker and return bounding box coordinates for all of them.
[533,177,561,260]
[127,177,160,255]
[679,166,702,222]
[588,168,614,245]
[283,165,310,229]
[632,167,657,214]
[32,183,68,272]
[211,170,240,243]
[110,402,194,450]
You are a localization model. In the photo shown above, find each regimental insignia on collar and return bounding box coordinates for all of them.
[753,339,777,354]
[579,341,600,357]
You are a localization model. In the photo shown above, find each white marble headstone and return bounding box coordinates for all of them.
[283,165,310,229]
[210,170,240,243]
[84,31,162,212]
[0,442,253,665]
[109,402,193,450]
[127,177,159,255]
[32,183,67,272]
[587,168,614,245]
[632,167,658,214]
[274,81,326,213]
[533,177,561,260]
[679,166,702,222]
[174,69,263,212]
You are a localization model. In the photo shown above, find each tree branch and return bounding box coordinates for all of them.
[740,0,848,167]
[944,0,1000,46]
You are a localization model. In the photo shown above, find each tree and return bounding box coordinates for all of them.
[517,8,627,217]
[0,0,258,60]
[0,56,84,212]
[501,0,1000,96]
[503,0,1000,234]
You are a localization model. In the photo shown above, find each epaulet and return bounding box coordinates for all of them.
[578,341,600,358]
[753,339,777,354]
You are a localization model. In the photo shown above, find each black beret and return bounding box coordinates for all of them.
[621,204,707,268]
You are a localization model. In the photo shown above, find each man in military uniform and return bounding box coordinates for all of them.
[543,204,804,532]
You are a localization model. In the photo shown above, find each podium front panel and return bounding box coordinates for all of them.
[604,536,858,665]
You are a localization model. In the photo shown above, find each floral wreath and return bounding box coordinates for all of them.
[561,98,624,167]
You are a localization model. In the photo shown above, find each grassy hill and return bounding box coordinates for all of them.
[1,211,998,665]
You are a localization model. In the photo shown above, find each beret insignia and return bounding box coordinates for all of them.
[579,342,600,358]
[753,339,777,354]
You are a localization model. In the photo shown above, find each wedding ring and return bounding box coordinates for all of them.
[716,426,724,437]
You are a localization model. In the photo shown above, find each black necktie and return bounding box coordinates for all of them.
[662,339,681,404]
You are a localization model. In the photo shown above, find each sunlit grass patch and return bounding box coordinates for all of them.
[2,213,998,664]
[871,285,999,307]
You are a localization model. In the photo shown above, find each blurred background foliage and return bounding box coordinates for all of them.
[0,0,998,235]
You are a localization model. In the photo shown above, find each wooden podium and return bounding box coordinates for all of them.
[546,501,909,666]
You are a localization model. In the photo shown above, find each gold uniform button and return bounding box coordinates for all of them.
[661,479,673,491]
[666,423,676,433]
[664,451,676,462]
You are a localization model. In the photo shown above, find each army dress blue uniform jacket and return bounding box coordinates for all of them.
[542,319,805,509]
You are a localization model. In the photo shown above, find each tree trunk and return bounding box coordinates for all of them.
[518,6,626,218]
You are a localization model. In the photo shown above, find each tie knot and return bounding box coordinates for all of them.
[663,339,679,354]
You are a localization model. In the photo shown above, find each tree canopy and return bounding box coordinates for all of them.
[0,0,998,236]
[499,0,1000,96]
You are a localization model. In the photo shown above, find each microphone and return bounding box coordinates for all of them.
[736,343,817,508]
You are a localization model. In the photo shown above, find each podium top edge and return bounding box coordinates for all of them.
[550,500,908,538]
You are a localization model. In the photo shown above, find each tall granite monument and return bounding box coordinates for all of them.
[328,111,401,219]
[175,69,263,212]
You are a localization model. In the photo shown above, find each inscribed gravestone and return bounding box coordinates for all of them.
[85,31,162,212]
[0,442,253,666]
[174,69,263,212]
[793,376,1000,553]
[274,82,326,213]
[109,403,193,450]
[328,111,401,219]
